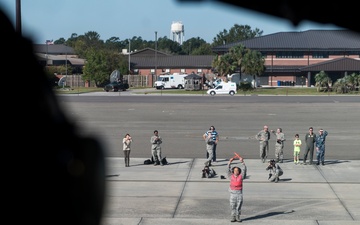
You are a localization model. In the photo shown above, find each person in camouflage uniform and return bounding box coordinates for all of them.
[266,159,283,183]
[271,128,286,163]
[256,125,271,163]
[226,157,245,222]
[315,129,328,166]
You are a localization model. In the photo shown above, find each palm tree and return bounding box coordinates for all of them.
[345,73,360,91]
[242,49,265,88]
[211,53,234,77]
[314,71,332,92]
[332,78,347,93]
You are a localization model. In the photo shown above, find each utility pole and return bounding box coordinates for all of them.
[155,31,158,76]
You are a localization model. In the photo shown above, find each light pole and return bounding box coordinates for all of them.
[155,31,157,76]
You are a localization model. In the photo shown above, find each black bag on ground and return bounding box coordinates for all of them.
[144,159,152,165]
[161,157,168,165]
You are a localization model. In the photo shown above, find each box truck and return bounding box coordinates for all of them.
[154,73,187,89]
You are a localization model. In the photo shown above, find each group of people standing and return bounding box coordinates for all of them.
[255,125,328,166]
[121,125,328,223]
[122,130,165,167]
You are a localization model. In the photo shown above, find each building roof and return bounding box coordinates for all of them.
[130,48,172,57]
[35,53,85,66]
[299,57,360,72]
[212,30,360,52]
[131,53,215,69]
[33,44,75,55]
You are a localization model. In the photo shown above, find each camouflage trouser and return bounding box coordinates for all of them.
[259,141,269,160]
[205,144,213,165]
[316,148,325,163]
[151,148,162,163]
[274,144,283,161]
[229,189,243,216]
[269,170,283,182]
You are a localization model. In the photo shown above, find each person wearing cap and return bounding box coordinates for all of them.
[315,129,328,165]
[150,130,163,166]
[226,157,245,222]
[266,159,283,183]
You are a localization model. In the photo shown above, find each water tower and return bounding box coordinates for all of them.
[171,21,184,45]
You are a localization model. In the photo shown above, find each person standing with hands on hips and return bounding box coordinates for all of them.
[122,133,132,167]
[315,129,328,166]
[256,125,271,163]
[202,126,219,163]
[226,157,244,222]
[150,130,163,166]
[271,128,286,163]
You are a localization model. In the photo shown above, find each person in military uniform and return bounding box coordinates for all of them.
[256,125,271,163]
[315,129,328,166]
[266,159,283,183]
[271,128,286,163]
[303,127,316,165]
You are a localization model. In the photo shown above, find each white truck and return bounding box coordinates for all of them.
[207,81,237,96]
[154,73,187,89]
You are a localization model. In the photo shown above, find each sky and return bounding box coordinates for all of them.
[0,0,343,45]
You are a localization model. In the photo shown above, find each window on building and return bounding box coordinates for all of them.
[197,69,202,73]
[276,51,304,58]
[312,52,329,58]
[181,69,186,73]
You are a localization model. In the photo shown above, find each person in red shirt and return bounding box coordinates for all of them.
[226,157,244,222]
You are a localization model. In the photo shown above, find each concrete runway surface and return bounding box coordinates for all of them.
[57,92,360,225]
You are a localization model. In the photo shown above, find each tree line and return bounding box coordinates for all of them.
[49,24,265,87]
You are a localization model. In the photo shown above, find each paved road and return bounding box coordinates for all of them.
[58,93,359,160]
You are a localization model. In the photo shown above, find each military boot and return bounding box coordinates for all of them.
[236,215,241,222]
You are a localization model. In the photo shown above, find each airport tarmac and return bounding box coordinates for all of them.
[101,157,360,225]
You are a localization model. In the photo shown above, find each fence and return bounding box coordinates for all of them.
[123,74,156,88]
[59,74,156,88]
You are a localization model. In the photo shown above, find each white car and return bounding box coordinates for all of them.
[207,82,237,96]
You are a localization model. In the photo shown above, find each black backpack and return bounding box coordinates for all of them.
[144,159,152,165]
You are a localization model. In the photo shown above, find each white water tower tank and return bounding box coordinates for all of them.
[171,21,184,45]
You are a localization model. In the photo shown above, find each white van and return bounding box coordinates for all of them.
[207,82,237,96]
